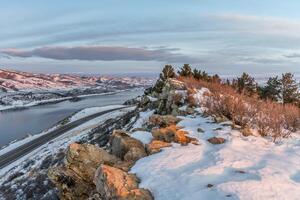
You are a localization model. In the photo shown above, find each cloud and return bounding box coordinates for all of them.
[284,53,300,58]
[0,46,198,63]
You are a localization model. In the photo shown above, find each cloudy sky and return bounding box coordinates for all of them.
[1,0,300,76]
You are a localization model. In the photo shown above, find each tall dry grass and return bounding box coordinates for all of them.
[177,76,300,142]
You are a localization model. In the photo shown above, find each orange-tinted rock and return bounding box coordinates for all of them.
[152,125,198,145]
[146,140,172,155]
[109,130,147,163]
[207,137,226,144]
[149,115,181,127]
[94,164,153,200]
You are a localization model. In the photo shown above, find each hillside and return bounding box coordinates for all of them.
[0,69,154,92]
[0,69,155,111]
[0,66,299,199]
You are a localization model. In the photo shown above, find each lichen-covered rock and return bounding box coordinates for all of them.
[148,114,181,127]
[152,125,197,145]
[146,140,172,155]
[207,137,226,144]
[66,143,124,183]
[94,164,153,200]
[109,130,147,163]
[48,166,95,200]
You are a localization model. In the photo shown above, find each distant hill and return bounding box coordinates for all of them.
[0,69,155,92]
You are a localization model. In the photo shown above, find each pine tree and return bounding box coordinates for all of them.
[211,74,221,83]
[193,68,202,80]
[178,64,193,77]
[153,65,176,93]
[259,76,282,101]
[237,72,257,96]
[281,73,300,104]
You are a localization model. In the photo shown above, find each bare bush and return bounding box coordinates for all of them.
[177,76,300,142]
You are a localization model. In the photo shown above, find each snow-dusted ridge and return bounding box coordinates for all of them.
[0,68,155,111]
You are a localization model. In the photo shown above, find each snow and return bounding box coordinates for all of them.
[131,114,300,200]
[0,106,135,179]
[69,105,126,121]
[131,131,153,145]
[147,96,158,102]
[193,87,210,106]
[131,110,155,130]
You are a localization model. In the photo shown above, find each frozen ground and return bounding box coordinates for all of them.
[131,113,300,200]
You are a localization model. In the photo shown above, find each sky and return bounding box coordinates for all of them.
[0,0,300,77]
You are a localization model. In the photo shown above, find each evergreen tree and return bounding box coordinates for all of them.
[178,64,193,77]
[259,76,282,101]
[237,72,257,96]
[211,74,221,83]
[193,68,202,80]
[153,65,176,93]
[281,73,300,104]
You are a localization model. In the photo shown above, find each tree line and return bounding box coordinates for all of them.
[155,64,300,106]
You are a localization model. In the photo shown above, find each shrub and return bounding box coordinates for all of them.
[177,76,300,142]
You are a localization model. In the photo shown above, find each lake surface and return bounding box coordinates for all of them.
[0,90,143,147]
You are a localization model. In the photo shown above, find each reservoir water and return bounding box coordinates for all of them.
[0,89,143,147]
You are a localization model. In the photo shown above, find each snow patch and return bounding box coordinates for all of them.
[131,131,153,145]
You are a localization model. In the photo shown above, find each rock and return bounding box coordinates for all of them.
[94,164,153,200]
[152,125,197,145]
[241,127,253,137]
[48,166,95,200]
[214,115,229,123]
[149,114,181,127]
[146,140,172,154]
[197,128,204,133]
[66,143,124,183]
[109,130,147,163]
[186,107,195,115]
[207,184,214,188]
[207,137,226,144]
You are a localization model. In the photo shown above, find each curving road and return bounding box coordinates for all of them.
[0,106,129,169]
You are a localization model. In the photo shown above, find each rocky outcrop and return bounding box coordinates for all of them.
[109,130,147,163]
[49,131,150,200]
[94,164,153,200]
[146,140,172,155]
[65,143,124,183]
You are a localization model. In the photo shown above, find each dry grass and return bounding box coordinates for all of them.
[177,76,300,142]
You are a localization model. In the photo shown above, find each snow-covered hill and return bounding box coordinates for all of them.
[0,68,155,110]
[0,69,155,92]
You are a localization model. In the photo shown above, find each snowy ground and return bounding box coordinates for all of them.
[131,113,300,200]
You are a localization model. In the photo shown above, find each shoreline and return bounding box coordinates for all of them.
[0,88,142,112]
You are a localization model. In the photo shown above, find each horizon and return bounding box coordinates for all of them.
[0,1,300,76]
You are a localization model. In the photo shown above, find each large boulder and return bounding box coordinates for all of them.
[65,143,124,183]
[48,166,95,200]
[48,143,131,199]
[94,164,153,200]
[109,130,147,163]
[148,114,181,127]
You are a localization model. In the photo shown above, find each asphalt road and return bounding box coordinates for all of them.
[0,106,129,169]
